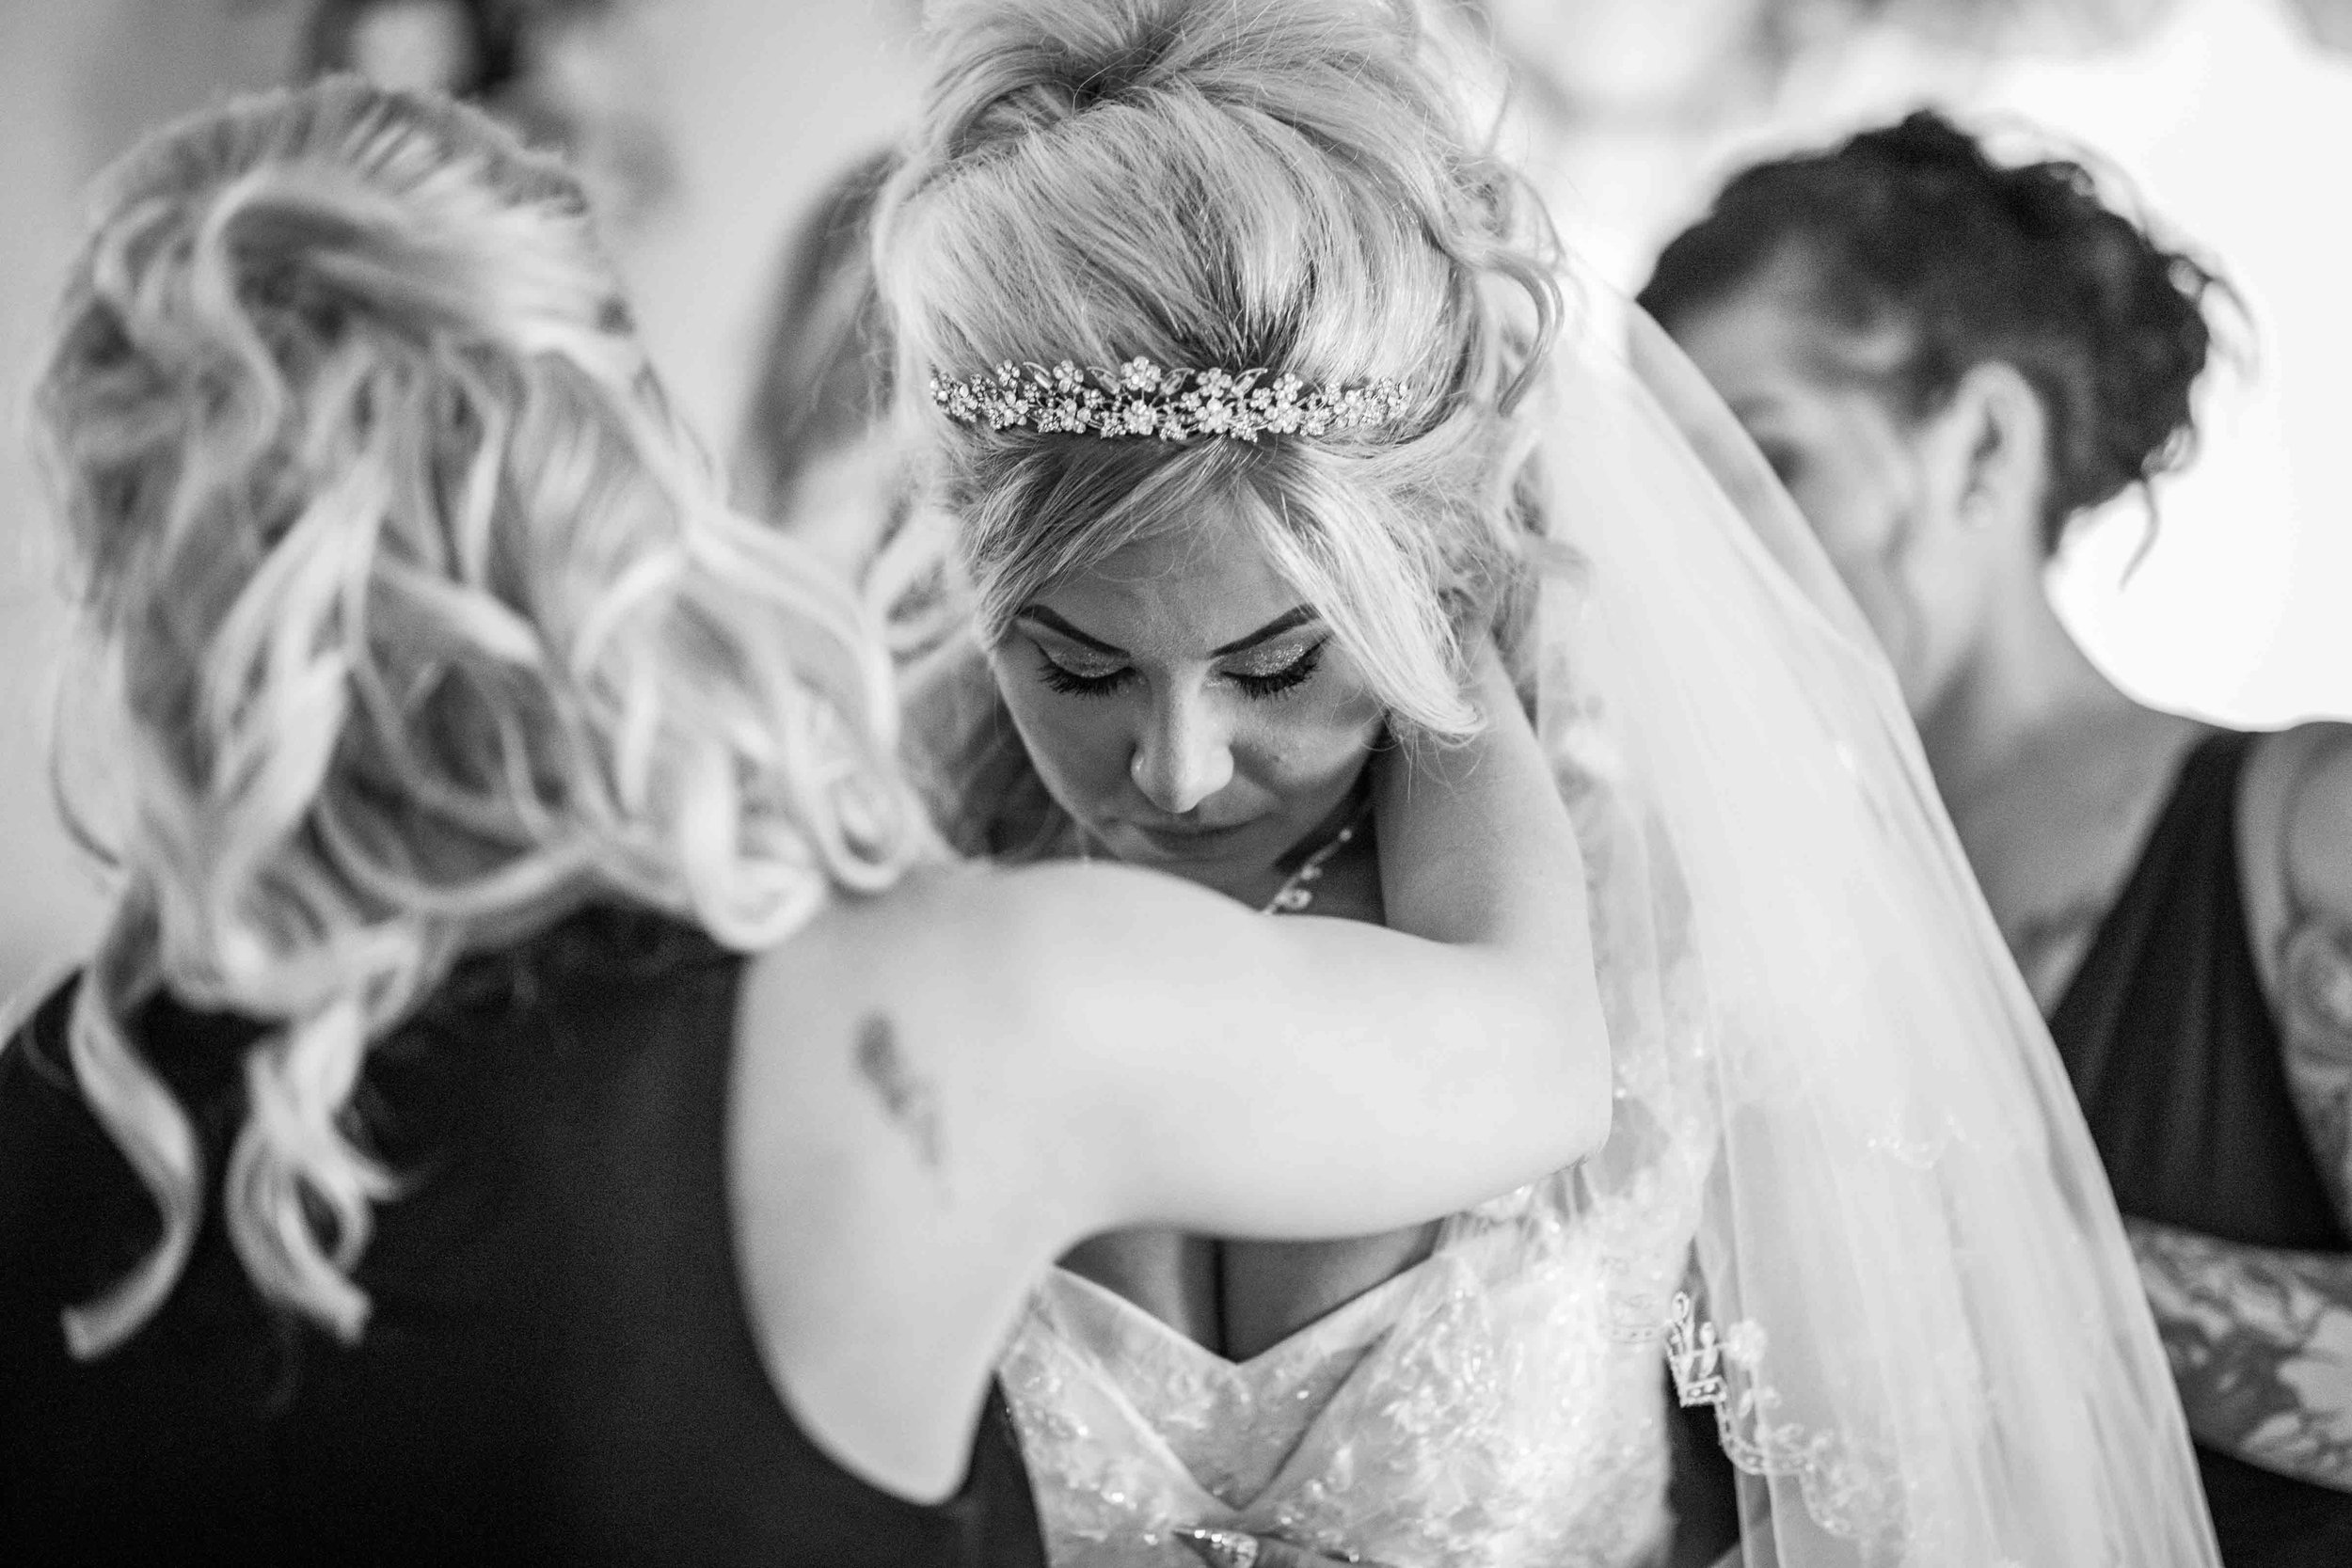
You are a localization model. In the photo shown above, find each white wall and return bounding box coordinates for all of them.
[1994,0,2352,726]
[615,0,917,447]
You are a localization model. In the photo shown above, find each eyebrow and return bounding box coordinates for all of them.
[1014,604,1322,660]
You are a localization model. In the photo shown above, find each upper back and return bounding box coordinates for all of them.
[0,906,1042,1567]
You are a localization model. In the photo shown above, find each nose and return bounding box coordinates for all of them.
[1130,688,1234,816]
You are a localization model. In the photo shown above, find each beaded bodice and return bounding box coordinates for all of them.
[999,1164,1694,1568]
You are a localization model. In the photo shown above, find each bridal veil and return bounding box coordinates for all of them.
[1535,277,2219,1566]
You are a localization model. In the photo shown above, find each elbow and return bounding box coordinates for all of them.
[1560,1038,1613,1167]
[1541,967,1614,1166]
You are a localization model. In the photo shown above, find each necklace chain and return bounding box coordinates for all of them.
[1071,797,1371,915]
[1261,798,1373,916]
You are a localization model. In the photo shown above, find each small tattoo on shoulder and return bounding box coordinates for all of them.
[854,1012,943,1171]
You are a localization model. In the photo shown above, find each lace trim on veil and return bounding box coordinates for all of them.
[1664,1291,1914,1551]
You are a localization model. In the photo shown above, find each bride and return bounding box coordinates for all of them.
[869,0,2219,1563]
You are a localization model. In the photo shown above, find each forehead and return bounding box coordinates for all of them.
[1669,261,1910,420]
[1669,279,1835,408]
[1027,497,1304,657]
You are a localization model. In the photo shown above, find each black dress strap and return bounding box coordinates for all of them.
[2049,730,2347,1249]
[0,909,1049,1566]
[2045,730,2352,1568]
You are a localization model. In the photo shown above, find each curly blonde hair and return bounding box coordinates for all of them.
[35,77,933,1357]
[870,0,1565,847]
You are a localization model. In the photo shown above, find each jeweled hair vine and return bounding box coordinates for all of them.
[37,78,934,1356]
[930,357,1415,442]
[871,0,1565,849]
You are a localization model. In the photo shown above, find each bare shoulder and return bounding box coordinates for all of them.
[724,857,1206,1293]
[723,864,1130,1497]
[2282,722,2352,917]
[747,858,1161,1011]
[743,864,1033,1066]
[724,863,1123,1277]
[734,861,1173,1128]
[2240,722,2352,999]
[2246,721,2352,910]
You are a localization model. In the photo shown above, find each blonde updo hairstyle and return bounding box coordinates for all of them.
[873,0,1561,840]
[35,79,931,1358]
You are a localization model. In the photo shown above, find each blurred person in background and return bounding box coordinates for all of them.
[299,0,675,231]
[0,74,1621,1564]
[1648,108,2352,1568]
[301,0,526,97]
[734,148,907,577]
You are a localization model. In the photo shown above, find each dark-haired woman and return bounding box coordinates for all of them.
[1646,109,2352,1567]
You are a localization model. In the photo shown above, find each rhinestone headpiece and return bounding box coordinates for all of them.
[928,356,1412,443]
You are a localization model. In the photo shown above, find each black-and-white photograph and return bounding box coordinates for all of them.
[2,2,2349,1564]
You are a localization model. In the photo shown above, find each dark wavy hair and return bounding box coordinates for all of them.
[1641,109,2235,552]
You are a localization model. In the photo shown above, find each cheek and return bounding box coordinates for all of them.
[1884,534,1984,696]
[1785,448,1926,667]
[991,669,1134,806]
[1816,501,1978,716]
[1227,673,1386,795]
[1788,455,1900,575]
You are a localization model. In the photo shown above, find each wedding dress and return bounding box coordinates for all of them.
[1005,1159,1700,1567]
[976,295,2222,1568]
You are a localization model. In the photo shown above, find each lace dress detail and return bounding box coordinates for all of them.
[999,1162,1698,1568]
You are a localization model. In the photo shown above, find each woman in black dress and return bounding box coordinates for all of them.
[1645,110,2352,1567]
[0,77,1613,1566]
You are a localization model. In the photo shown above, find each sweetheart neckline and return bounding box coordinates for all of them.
[1041,1226,1486,1377]
[1026,1254,1466,1515]
[1007,1171,1684,1546]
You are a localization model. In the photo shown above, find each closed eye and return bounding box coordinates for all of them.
[1228,639,1327,700]
[1029,636,1328,700]
[1035,649,1136,698]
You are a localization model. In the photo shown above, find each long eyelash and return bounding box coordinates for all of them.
[1232,639,1327,701]
[1037,660,1136,698]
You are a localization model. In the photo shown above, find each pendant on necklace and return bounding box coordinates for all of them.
[1261,801,1370,916]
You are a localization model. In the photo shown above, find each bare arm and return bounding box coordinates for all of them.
[2132,722,2352,1491]
[1370,641,1578,954]
[2127,1219,2352,1489]
[2274,725,2352,1230]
